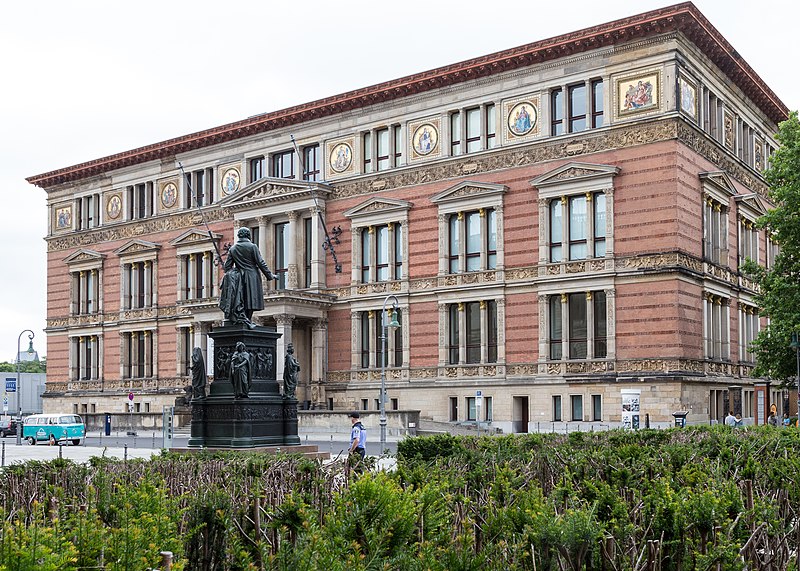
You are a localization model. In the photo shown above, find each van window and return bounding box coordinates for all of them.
[60,415,81,424]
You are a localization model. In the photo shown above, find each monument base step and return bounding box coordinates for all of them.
[171,444,330,461]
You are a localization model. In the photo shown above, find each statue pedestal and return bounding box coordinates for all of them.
[188,324,300,448]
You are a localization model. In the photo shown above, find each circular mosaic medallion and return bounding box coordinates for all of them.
[412,123,438,156]
[507,101,537,136]
[106,195,122,219]
[221,168,241,195]
[160,182,177,209]
[329,142,353,173]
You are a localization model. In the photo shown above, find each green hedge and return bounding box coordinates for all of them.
[0,427,798,570]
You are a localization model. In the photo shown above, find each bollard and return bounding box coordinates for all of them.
[1,440,4,467]
[59,444,63,460]
[124,443,128,461]
[160,551,173,571]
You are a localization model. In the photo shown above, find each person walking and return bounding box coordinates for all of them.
[348,412,366,468]
[724,411,736,427]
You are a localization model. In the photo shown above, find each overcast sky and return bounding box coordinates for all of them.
[1,0,797,362]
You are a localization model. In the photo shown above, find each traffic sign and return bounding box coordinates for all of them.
[128,392,134,401]
[5,379,16,393]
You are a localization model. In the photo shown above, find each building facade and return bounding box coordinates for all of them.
[29,3,790,431]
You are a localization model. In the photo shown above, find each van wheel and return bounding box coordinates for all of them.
[72,439,81,446]
[27,437,36,445]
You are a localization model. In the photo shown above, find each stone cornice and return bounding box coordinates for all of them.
[27,3,787,189]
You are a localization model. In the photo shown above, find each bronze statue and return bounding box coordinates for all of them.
[190,347,206,401]
[219,227,278,328]
[283,343,300,399]
[230,341,252,399]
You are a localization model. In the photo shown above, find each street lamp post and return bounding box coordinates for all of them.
[15,330,35,446]
[379,295,400,454]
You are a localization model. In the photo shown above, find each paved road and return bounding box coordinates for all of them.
[0,430,399,466]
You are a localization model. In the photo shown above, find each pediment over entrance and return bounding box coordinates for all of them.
[735,193,771,218]
[218,177,333,210]
[530,162,620,188]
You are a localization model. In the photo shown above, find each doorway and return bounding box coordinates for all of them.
[512,396,529,433]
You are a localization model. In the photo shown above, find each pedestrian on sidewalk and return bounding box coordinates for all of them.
[348,412,366,470]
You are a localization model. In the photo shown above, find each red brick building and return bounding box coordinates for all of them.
[28,3,789,430]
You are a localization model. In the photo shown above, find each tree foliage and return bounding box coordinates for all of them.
[743,111,800,382]
[0,358,46,373]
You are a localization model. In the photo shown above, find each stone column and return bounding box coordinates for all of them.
[353,227,363,284]
[311,318,328,407]
[496,297,506,363]
[561,293,569,360]
[368,310,377,369]
[480,300,488,363]
[458,303,466,365]
[586,291,595,359]
[586,193,595,259]
[437,214,447,276]
[605,288,616,359]
[287,210,299,289]
[131,332,140,378]
[309,207,324,288]
[351,311,361,370]
[97,334,104,381]
[438,303,447,366]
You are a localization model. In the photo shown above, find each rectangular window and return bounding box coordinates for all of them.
[274,222,288,289]
[591,394,602,421]
[303,145,320,181]
[465,302,481,364]
[550,200,563,262]
[568,293,588,359]
[487,300,498,363]
[361,229,371,283]
[569,195,588,260]
[448,304,460,364]
[465,108,481,153]
[704,198,728,266]
[570,395,583,422]
[360,312,370,369]
[594,193,606,257]
[249,156,265,183]
[486,104,496,149]
[450,112,461,156]
[553,395,562,422]
[394,223,403,280]
[465,211,481,272]
[568,84,586,132]
[449,397,458,421]
[391,398,399,411]
[393,308,403,366]
[484,396,493,422]
[487,209,497,270]
[448,215,460,273]
[375,314,384,369]
[376,225,389,281]
[549,296,563,359]
[393,126,402,166]
[740,306,759,363]
[272,150,295,179]
[363,132,372,172]
[738,219,759,268]
[593,291,607,358]
[361,398,368,411]
[466,397,477,421]
[551,88,564,136]
[376,128,390,171]
[705,294,730,360]
[591,80,604,128]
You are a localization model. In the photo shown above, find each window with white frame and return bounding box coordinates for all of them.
[127,182,154,219]
[739,303,759,363]
[171,230,219,302]
[183,168,214,208]
[699,172,735,267]
[552,395,562,421]
[272,150,295,179]
[303,145,320,181]
[114,240,160,310]
[570,395,583,421]
[64,250,105,316]
[532,162,617,266]
[344,197,410,285]
[738,216,759,267]
[363,125,402,172]
[445,300,498,365]
[548,192,606,262]
[548,291,608,360]
[249,156,265,183]
[274,222,288,289]
[70,335,99,381]
[122,330,154,379]
[76,193,100,230]
[431,181,506,276]
[356,308,404,370]
[704,292,730,360]
[450,103,496,155]
[591,394,602,421]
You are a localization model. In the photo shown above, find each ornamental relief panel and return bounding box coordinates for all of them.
[332,119,679,200]
[48,208,232,252]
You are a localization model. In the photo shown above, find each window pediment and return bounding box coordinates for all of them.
[218,176,333,210]
[114,239,161,259]
[343,197,412,226]
[735,193,769,221]
[699,171,737,205]
[63,249,105,267]
[169,229,221,248]
[430,180,507,213]
[531,162,619,199]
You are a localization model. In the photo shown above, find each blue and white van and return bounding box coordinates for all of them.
[22,414,85,445]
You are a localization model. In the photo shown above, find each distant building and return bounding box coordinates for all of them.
[28,3,790,429]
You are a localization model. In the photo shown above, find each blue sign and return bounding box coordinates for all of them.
[5,379,16,393]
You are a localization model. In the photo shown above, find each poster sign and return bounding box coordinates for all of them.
[621,389,641,430]
[5,379,16,393]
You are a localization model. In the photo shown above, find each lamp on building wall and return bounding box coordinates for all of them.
[380,294,400,454]
[791,332,800,426]
[15,329,35,446]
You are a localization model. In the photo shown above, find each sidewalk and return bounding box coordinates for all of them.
[0,440,158,467]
